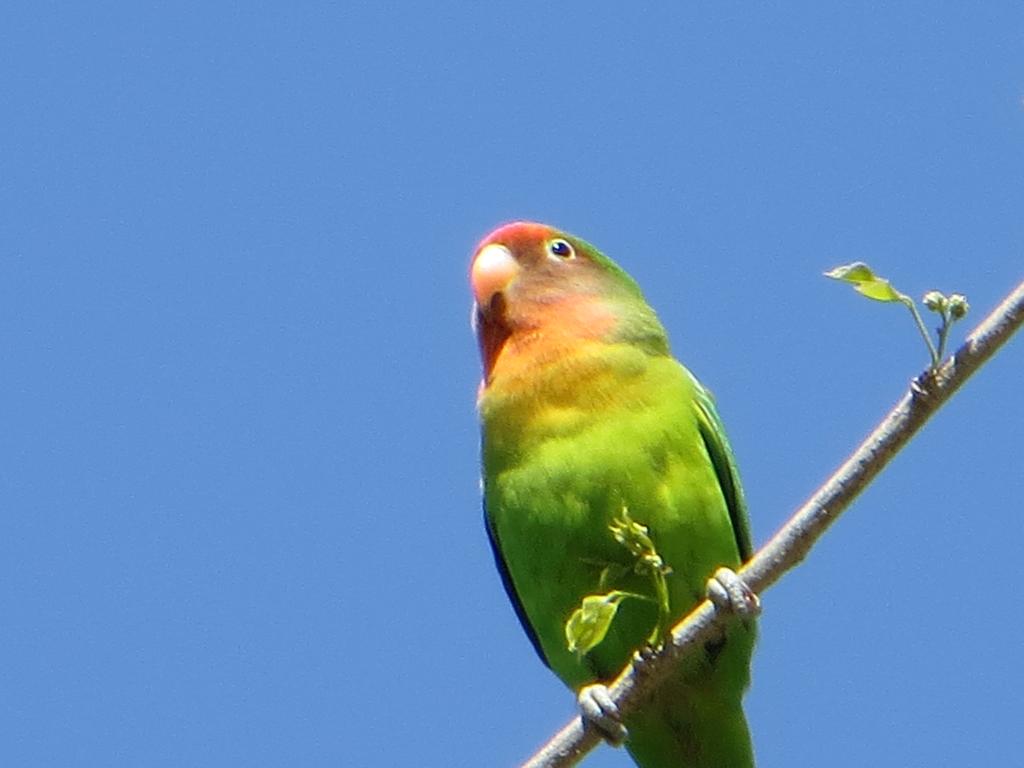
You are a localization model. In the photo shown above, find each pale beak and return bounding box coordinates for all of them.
[470,243,519,309]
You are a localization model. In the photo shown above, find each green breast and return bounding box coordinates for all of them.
[481,344,744,688]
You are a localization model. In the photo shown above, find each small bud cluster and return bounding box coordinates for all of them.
[923,290,970,320]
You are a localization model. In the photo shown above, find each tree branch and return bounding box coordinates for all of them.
[520,277,1024,768]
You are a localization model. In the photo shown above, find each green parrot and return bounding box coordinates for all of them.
[470,222,756,768]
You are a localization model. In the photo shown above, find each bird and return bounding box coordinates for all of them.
[470,221,757,768]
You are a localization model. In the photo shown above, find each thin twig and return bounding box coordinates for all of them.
[520,277,1024,768]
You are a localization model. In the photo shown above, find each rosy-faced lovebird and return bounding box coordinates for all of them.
[470,222,756,768]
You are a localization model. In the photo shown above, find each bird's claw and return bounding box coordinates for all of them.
[706,567,760,618]
[577,683,628,745]
[634,643,659,664]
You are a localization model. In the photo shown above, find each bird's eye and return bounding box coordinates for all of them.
[546,238,575,260]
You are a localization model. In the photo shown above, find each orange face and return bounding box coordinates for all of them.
[470,222,619,384]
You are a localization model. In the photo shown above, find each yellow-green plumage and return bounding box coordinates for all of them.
[472,222,755,768]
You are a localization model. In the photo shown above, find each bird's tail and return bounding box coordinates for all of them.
[622,623,755,768]
[623,688,754,768]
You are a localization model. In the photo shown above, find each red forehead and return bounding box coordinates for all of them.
[476,221,555,252]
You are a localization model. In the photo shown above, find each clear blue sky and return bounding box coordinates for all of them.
[3,3,1023,766]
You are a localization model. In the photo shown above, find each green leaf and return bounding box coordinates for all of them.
[565,591,637,656]
[609,508,655,559]
[824,262,905,303]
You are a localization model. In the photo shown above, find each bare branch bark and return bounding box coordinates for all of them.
[520,277,1024,768]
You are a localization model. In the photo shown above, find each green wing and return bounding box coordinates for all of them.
[483,502,550,666]
[692,384,753,561]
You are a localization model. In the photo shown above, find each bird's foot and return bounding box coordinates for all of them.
[706,567,760,618]
[577,683,628,745]
[634,643,659,665]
